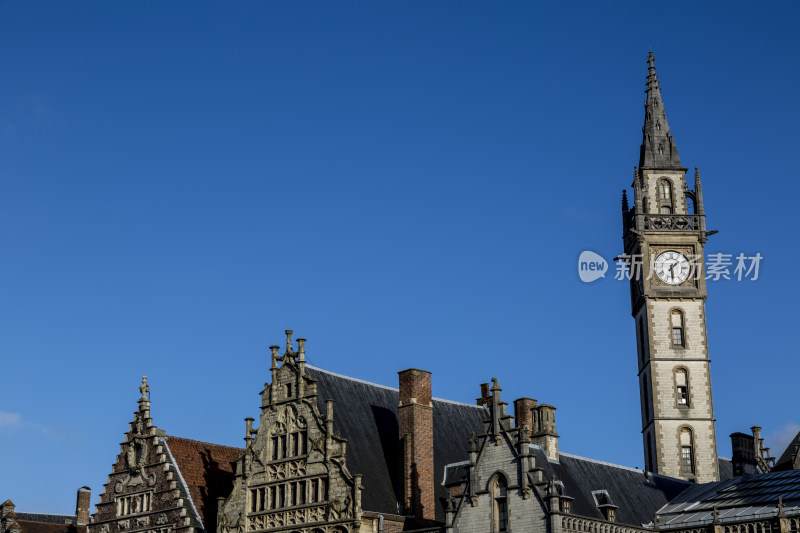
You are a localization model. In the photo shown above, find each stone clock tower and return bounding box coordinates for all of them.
[621,52,719,483]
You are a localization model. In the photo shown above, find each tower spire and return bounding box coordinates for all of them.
[639,51,683,170]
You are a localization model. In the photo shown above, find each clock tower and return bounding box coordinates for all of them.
[621,52,719,483]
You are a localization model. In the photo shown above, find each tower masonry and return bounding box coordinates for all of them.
[621,52,719,483]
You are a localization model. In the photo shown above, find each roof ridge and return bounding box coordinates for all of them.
[166,434,244,452]
[306,364,487,410]
[558,450,685,480]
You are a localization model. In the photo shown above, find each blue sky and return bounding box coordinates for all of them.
[1,1,799,513]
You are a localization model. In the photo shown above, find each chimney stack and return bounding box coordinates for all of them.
[476,383,491,407]
[398,369,434,521]
[514,397,537,439]
[75,486,91,525]
[532,404,559,460]
[730,432,759,476]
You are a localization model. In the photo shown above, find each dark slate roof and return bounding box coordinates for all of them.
[306,365,488,521]
[718,457,734,480]
[537,448,692,526]
[657,468,800,529]
[164,436,242,530]
[444,445,692,526]
[774,431,800,471]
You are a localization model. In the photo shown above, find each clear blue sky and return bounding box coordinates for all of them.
[1,1,798,513]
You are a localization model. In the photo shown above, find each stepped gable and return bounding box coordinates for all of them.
[164,436,242,530]
[305,365,488,520]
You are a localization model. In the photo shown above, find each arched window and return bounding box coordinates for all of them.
[671,309,685,347]
[642,376,650,420]
[658,179,673,214]
[646,433,654,473]
[680,428,695,475]
[674,368,690,407]
[491,475,509,532]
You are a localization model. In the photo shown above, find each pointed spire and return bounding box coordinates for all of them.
[640,51,683,170]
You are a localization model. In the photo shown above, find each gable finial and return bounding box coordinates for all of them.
[139,376,149,400]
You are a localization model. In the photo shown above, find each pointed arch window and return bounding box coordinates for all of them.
[658,179,673,214]
[680,428,695,475]
[491,475,509,532]
[675,368,690,407]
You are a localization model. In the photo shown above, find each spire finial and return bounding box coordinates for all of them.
[646,51,659,93]
[139,376,149,400]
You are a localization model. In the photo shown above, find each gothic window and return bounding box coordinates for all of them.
[675,368,690,407]
[658,179,673,214]
[680,428,695,475]
[642,376,650,420]
[647,433,654,473]
[250,487,268,512]
[285,383,293,397]
[671,309,685,347]
[491,475,509,533]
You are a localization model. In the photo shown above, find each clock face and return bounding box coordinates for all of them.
[654,251,691,285]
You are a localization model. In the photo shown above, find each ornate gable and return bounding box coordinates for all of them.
[90,378,203,533]
[218,331,363,533]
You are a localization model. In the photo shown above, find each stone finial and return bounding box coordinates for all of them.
[297,338,306,361]
[139,376,150,399]
[490,377,500,391]
[621,189,629,211]
[778,497,785,517]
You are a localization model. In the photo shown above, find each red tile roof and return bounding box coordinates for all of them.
[165,436,243,531]
[17,520,86,533]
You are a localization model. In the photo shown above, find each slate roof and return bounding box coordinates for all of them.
[656,468,800,528]
[306,365,488,521]
[164,436,242,531]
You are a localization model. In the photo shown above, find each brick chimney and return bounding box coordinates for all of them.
[76,486,91,525]
[476,383,491,407]
[398,369,434,521]
[514,397,537,439]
